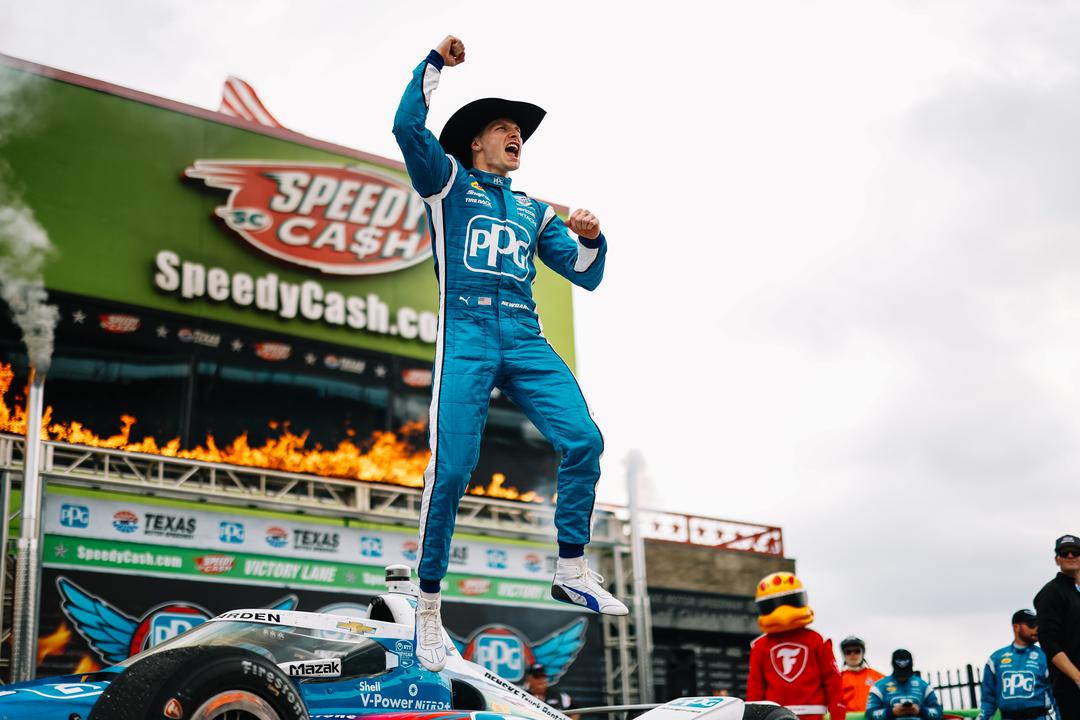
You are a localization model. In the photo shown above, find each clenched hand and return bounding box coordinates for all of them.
[568,209,601,240]
[436,36,465,67]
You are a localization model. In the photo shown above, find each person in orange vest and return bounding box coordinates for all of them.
[839,636,884,712]
[746,572,846,720]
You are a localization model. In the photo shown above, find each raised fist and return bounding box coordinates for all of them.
[436,35,465,67]
[568,209,601,240]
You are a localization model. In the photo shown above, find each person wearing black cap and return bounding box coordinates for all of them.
[976,610,1060,720]
[523,663,573,712]
[1033,534,1080,717]
[865,649,943,719]
[393,35,626,672]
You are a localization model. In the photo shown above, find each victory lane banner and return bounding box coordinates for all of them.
[45,492,560,582]
[43,490,579,608]
[42,534,561,607]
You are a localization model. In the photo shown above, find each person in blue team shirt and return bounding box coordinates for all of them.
[393,35,627,672]
[866,649,943,719]
[978,609,1060,720]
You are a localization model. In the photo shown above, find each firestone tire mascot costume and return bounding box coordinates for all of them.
[393,35,627,674]
[746,572,846,720]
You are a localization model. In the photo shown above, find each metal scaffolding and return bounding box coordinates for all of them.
[0,432,650,698]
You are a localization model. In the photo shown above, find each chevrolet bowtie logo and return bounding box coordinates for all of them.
[336,621,376,634]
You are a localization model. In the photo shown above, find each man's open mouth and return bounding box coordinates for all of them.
[505,142,520,158]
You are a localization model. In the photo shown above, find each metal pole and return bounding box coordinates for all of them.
[11,371,46,682]
[626,450,654,704]
[0,464,11,681]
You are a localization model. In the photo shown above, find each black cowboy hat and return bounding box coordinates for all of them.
[438,97,546,168]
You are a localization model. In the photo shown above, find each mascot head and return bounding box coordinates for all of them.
[755,571,814,634]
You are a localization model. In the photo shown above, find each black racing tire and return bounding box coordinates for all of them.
[741,702,798,720]
[88,646,309,720]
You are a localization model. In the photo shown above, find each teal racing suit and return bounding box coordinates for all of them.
[393,50,607,586]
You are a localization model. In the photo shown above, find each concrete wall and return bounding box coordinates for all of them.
[644,540,796,596]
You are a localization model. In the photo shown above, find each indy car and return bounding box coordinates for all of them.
[0,566,796,720]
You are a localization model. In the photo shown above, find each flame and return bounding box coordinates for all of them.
[37,622,71,665]
[74,655,102,673]
[0,363,540,503]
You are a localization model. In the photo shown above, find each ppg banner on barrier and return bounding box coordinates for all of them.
[43,490,575,607]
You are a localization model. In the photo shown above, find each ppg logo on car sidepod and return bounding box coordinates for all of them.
[219,521,245,544]
[149,612,203,646]
[464,216,531,281]
[360,536,383,558]
[473,631,525,680]
[60,504,90,529]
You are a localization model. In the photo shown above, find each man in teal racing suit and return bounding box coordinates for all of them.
[977,610,1060,720]
[392,35,627,673]
[866,649,943,720]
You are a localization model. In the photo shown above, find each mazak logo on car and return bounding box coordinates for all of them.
[265,526,289,548]
[112,510,139,534]
[99,313,140,334]
[144,513,197,540]
[486,549,508,570]
[60,504,90,529]
[359,536,383,558]
[293,529,339,553]
[219,521,245,544]
[184,160,432,276]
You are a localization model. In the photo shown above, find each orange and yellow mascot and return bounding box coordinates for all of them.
[745,572,846,720]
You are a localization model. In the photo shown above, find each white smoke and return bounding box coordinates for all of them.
[0,67,59,374]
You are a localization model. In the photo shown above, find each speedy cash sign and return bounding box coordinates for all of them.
[185,160,431,275]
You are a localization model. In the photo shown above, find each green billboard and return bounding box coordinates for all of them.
[0,56,577,366]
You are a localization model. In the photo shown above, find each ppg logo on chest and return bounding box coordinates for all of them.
[1001,670,1037,698]
[463,216,532,281]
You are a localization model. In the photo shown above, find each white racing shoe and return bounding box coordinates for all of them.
[551,556,629,615]
[415,591,447,672]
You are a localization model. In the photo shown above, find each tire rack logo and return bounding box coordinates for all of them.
[184,160,432,276]
[451,618,588,684]
[112,510,139,534]
[55,576,298,666]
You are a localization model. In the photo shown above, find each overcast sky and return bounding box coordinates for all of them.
[3,0,1080,676]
